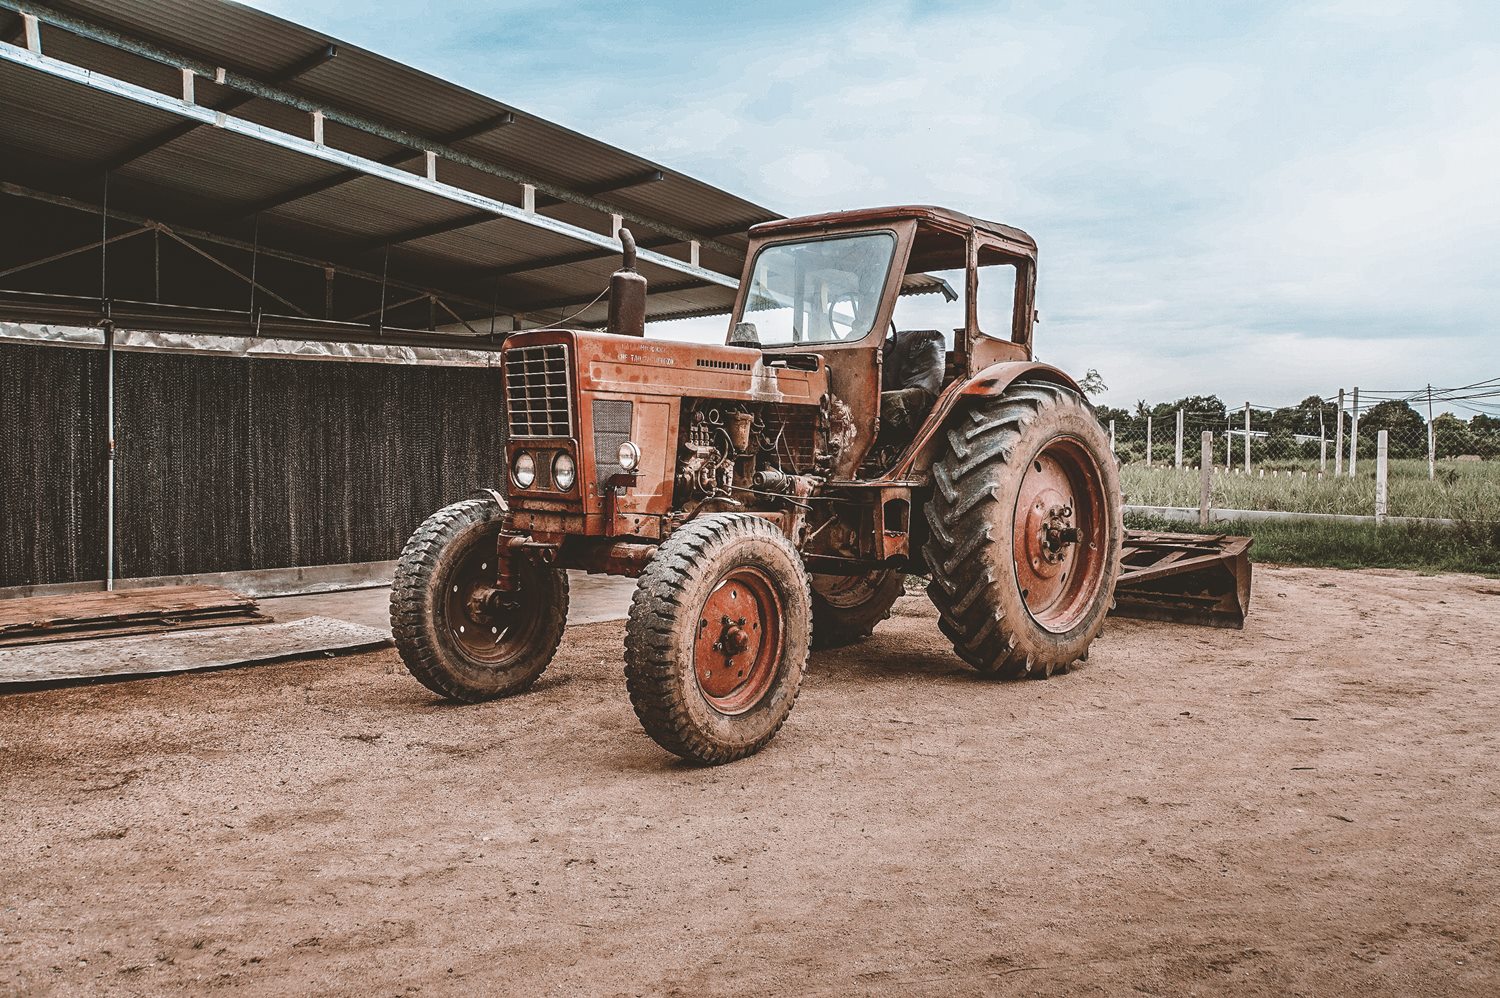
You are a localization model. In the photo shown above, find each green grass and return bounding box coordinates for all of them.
[1126,512,1500,578]
[1120,458,1500,520]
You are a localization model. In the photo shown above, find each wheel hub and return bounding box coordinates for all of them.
[1013,439,1110,633]
[693,568,783,714]
[443,549,532,663]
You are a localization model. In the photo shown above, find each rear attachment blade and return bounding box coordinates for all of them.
[1109,530,1253,629]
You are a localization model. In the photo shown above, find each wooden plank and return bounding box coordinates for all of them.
[0,616,390,685]
[0,585,260,638]
[0,611,272,648]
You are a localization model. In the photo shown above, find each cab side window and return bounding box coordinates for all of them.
[975,246,1020,342]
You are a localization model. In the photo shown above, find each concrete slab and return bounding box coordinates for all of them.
[0,616,389,686]
[259,569,637,636]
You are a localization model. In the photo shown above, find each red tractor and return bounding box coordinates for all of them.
[391,206,1122,764]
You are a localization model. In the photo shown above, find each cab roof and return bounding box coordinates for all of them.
[749,205,1037,254]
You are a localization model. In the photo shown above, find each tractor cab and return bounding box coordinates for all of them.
[727,206,1038,472]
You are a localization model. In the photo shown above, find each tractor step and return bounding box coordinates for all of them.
[1110,530,1253,629]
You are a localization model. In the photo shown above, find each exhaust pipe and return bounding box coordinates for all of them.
[607,228,647,337]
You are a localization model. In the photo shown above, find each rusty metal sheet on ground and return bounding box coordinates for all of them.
[0,616,390,686]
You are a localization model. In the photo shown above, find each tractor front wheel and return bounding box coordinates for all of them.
[390,498,569,702]
[624,513,812,764]
[923,381,1121,678]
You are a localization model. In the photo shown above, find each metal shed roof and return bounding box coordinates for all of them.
[0,0,782,341]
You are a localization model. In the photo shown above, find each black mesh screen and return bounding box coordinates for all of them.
[0,342,107,586]
[0,341,506,587]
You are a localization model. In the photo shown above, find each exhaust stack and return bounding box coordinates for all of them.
[607,228,647,337]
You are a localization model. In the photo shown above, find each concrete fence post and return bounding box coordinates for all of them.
[1427,384,1436,481]
[1146,415,1153,467]
[1199,430,1213,527]
[1175,408,1184,470]
[1319,406,1327,472]
[1350,386,1360,477]
[1335,388,1345,477]
[1109,418,1115,455]
[1243,402,1251,474]
[1375,429,1389,525]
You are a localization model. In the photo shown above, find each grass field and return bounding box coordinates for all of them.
[1120,458,1500,520]
[1126,512,1500,577]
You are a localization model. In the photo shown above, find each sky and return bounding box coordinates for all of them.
[246,0,1500,413]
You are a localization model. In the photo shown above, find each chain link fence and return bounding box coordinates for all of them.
[1099,394,1500,522]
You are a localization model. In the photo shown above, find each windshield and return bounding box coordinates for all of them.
[734,232,896,347]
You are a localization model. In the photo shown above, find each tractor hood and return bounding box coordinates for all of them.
[503,328,830,407]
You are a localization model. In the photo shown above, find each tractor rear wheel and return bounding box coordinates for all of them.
[923,381,1121,678]
[810,570,905,648]
[624,513,811,764]
[390,498,568,702]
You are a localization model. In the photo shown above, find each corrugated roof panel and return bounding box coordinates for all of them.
[1,0,778,338]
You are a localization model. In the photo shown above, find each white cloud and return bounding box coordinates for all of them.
[242,0,1500,408]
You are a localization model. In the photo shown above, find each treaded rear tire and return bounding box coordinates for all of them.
[624,513,811,765]
[390,498,568,702]
[923,381,1121,678]
[810,570,905,648]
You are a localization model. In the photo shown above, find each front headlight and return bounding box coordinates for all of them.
[617,440,640,472]
[513,451,536,488]
[553,452,577,491]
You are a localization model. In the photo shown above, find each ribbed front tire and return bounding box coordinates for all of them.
[390,499,568,702]
[624,514,811,765]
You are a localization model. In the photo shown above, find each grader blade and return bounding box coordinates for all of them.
[1110,530,1253,629]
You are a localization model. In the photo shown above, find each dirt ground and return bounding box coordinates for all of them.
[3,565,1498,996]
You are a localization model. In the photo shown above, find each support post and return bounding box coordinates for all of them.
[1108,419,1115,454]
[1375,430,1389,525]
[1319,406,1327,472]
[1199,430,1213,528]
[1350,386,1360,477]
[1175,408,1184,470]
[1426,384,1435,480]
[22,11,39,52]
[1146,415,1153,467]
[1243,402,1251,474]
[104,321,116,590]
[1335,388,1345,476]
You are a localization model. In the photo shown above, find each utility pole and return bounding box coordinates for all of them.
[1335,388,1345,476]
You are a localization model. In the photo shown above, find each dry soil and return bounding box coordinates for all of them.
[2,565,1498,996]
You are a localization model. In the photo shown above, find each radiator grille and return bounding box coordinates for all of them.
[504,343,572,437]
[592,399,634,485]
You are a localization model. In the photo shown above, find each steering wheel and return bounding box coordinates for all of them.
[826,293,860,340]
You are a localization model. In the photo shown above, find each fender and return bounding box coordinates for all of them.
[877,361,1083,483]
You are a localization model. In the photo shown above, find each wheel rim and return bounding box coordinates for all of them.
[811,570,887,608]
[694,566,784,715]
[440,533,540,666]
[1012,435,1109,633]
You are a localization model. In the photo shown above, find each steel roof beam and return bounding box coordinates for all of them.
[0,1,740,259]
[234,113,515,218]
[484,221,749,278]
[96,43,338,173]
[352,169,667,253]
[0,181,510,318]
[0,39,738,292]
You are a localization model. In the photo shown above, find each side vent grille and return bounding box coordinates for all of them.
[696,358,752,372]
[592,399,634,486]
[504,343,572,437]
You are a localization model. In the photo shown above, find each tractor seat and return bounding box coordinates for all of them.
[879,329,946,441]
